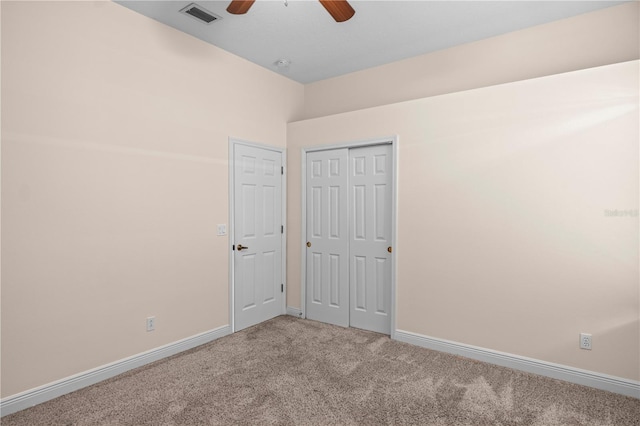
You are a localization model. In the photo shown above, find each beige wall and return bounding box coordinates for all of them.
[1,1,303,397]
[302,2,639,120]
[287,60,639,381]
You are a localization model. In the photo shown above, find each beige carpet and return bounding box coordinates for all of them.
[3,316,639,425]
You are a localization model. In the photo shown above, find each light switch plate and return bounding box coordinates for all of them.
[217,224,227,236]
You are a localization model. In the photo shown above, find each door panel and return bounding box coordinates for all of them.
[349,145,392,334]
[241,254,256,309]
[305,149,349,327]
[234,143,282,331]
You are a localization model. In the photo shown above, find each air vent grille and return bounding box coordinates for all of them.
[180,3,221,24]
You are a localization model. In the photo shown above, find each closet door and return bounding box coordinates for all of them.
[305,149,349,327]
[349,145,392,334]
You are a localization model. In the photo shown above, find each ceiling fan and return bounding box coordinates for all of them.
[226,0,356,22]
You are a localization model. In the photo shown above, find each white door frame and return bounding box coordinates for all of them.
[300,136,398,338]
[229,137,287,333]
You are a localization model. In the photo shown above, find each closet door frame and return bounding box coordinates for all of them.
[300,136,398,338]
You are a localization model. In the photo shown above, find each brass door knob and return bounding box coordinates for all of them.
[387,246,392,253]
[306,241,311,248]
[237,244,248,251]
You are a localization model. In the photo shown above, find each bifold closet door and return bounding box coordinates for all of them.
[348,145,392,334]
[305,144,392,334]
[305,149,349,327]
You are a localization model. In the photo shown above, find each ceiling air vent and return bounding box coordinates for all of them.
[180,3,221,24]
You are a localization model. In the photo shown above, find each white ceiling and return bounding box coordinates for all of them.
[116,0,625,84]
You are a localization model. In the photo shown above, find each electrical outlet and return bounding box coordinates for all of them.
[580,333,592,350]
[146,316,155,332]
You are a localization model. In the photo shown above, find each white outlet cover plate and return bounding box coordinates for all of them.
[580,333,592,350]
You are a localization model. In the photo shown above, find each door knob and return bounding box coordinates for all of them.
[306,241,311,247]
[387,246,392,253]
[237,244,248,251]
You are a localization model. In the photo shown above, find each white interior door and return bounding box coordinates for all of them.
[349,145,392,334]
[234,143,283,332]
[305,144,393,334]
[305,149,349,327]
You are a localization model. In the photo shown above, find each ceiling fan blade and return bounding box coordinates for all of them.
[319,0,355,22]
[226,0,256,15]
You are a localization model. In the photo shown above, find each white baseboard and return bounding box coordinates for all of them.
[1,325,231,417]
[394,329,639,399]
[286,306,303,318]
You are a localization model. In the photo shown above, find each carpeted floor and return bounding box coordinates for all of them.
[3,316,639,425]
